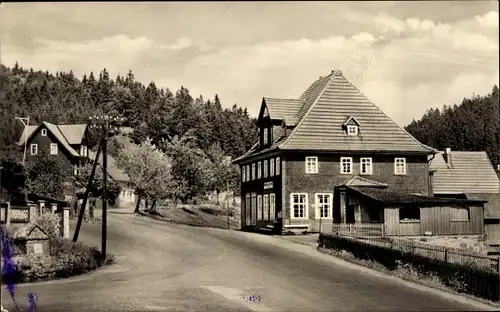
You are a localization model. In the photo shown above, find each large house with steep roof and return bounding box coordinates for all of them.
[18,122,90,176]
[234,70,487,235]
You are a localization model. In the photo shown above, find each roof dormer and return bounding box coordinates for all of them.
[342,116,360,136]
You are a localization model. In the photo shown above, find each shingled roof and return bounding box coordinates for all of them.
[430,151,500,194]
[18,122,87,157]
[235,70,435,163]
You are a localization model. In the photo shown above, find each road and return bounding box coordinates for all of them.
[1,209,495,312]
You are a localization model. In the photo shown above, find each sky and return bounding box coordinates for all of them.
[1,1,499,126]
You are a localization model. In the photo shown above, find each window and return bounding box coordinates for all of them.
[242,166,246,182]
[270,159,275,176]
[340,157,352,174]
[263,128,268,145]
[276,157,281,175]
[257,162,262,179]
[41,129,47,136]
[246,165,250,182]
[290,193,308,219]
[245,194,251,226]
[251,163,256,180]
[30,144,38,155]
[347,125,358,136]
[73,165,79,176]
[84,146,88,157]
[305,156,318,174]
[257,195,262,220]
[263,194,269,221]
[50,143,58,155]
[263,160,268,178]
[360,157,372,175]
[399,205,420,222]
[451,206,470,221]
[394,158,406,175]
[270,193,276,220]
[315,193,333,219]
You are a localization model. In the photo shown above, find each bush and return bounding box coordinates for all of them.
[32,212,61,238]
[3,237,114,284]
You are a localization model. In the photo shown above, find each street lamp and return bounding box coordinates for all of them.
[88,115,125,261]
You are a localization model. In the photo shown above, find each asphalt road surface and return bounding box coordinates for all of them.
[1,209,496,312]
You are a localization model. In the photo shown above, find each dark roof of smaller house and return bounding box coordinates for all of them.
[88,150,130,183]
[429,151,500,194]
[348,186,487,206]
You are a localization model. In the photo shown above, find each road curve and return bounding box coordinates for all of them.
[1,210,495,312]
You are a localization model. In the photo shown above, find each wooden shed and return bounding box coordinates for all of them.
[337,185,487,236]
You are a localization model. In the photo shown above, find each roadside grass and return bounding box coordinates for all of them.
[140,203,241,230]
[317,246,500,308]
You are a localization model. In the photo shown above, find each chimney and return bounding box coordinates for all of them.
[443,148,452,167]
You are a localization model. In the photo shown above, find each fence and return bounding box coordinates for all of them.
[0,200,71,239]
[331,223,385,238]
[318,232,500,302]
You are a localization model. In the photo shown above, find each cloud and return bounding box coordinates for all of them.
[475,10,499,28]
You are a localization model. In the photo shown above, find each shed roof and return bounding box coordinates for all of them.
[430,151,500,194]
[348,186,487,206]
[263,98,304,122]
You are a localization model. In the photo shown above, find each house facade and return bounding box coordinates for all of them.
[18,122,90,202]
[88,150,136,208]
[233,70,487,235]
[429,149,500,245]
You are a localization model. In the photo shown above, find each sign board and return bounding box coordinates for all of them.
[264,181,273,190]
[33,243,43,254]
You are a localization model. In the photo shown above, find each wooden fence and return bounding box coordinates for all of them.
[332,223,385,238]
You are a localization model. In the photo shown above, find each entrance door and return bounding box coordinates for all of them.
[346,205,356,223]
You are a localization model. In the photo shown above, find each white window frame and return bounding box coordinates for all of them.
[263,160,268,178]
[50,143,58,155]
[276,157,281,175]
[41,129,47,136]
[270,159,275,176]
[270,193,276,220]
[290,193,308,220]
[80,145,84,156]
[263,128,268,145]
[315,193,333,219]
[340,157,353,174]
[242,166,246,182]
[246,165,250,182]
[263,194,269,221]
[84,146,88,157]
[30,144,38,155]
[251,163,256,180]
[394,157,406,175]
[257,195,263,220]
[360,157,372,175]
[257,161,262,179]
[73,165,79,176]
[305,156,318,174]
[347,125,358,136]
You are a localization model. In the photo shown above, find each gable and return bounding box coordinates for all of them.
[19,122,80,157]
[345,176,388,188]
[279,70,435,154]
[57,124,88,145]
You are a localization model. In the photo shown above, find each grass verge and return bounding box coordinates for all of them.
[317,245,500,308]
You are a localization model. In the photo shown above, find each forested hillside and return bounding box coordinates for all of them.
[405,85,500,167]
[0,62,257,202]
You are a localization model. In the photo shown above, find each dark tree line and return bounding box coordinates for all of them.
[405,85,500,167]
[0,62,257,202]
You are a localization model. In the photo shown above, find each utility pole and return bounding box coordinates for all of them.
[226,180,230,230]
[87,115,124,261]
[15,116,29,166]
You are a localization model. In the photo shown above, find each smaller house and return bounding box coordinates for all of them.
[429,148,500,245]
[88,150,136,207]
[335,176,487,237]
